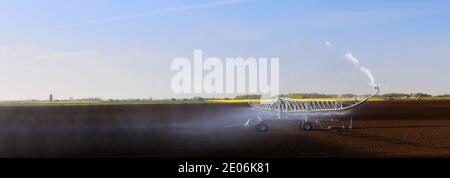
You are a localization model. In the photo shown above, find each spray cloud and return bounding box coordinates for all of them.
[345,52,377,87]
[324,41,332,48]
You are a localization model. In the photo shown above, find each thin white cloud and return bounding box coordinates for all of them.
[0,47,99,60]
[34,50,100,60]
[46,0,250,31]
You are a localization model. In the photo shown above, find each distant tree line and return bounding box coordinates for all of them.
[281,93,339,99]
[435,94,450,97]
[41,93,450,102]
[234,95,263,99]
[382,93,432,98]
[230,92,444,100]
[67,97,103,101]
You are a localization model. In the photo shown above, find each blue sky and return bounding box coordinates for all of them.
[1,0,449,100]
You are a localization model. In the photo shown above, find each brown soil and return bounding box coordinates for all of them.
[0,101,449,158]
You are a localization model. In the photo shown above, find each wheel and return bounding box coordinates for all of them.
[303,122,313,131]
[255,123,269,132]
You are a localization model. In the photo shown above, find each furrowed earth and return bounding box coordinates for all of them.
[0,101,449,158]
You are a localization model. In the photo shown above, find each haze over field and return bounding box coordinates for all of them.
[1,0,450,100]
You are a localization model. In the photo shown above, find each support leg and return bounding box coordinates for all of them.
[349,116,353,129]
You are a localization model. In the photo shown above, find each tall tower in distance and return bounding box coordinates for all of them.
[49,94,54,102]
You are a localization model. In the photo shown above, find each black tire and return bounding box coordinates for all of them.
[256,123,269,132]
[303,123,313,131]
